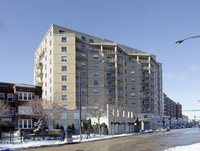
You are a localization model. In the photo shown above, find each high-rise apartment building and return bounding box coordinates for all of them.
[34,24,163,130]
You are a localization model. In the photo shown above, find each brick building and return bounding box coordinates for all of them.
[0,82,42,131]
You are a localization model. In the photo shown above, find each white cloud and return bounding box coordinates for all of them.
[188,66,199,71]
[164,73,187,81]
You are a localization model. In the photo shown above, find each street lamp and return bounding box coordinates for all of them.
[175,35,200,45]
[79,58,105,141]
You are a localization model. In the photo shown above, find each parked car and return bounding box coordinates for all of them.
[166,126,170,131]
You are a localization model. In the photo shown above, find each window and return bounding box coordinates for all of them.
[63,105,68,109]
[50,78,52,83]
[62,85,67,91]
[50,97,52,101]
[7,94,13,102]
[18,119,32,129]
[94,80,98,85]
[59,29,65,34]
[81,62,86,67]
[62,46,67,52]
[89,39,94,43]
[61,37,67,42]
[131,71,135,75]
[74,113,79,119]
[34,95,39,100]
[131,78,135,82]
[94,98,98,102]
[81,36,86,41]
[81,45,86,50]
[93,63,98,68]
[61,113,67,119]
[9,107,14,115]
[62,75,67,81]
[62,95,67,101]
[19,106,32,115]
[132,100,136,105]
[93,89,99,94]
[62,56,67,62]
[49,40,52,46]
[50,59,52,64]
[0,93,5,100]
[89,47,93,52]
[93,54,98,59]
[50,31,52,36]
[81,97,86,102]
[18,93,32,101]
[93,72,98,76]
[50,49,52,55]
[128,50,132,54]
[131,93,136,97]
[131,85,135,90]
[81,71,86,77]
[50,68,52,73]
[62,66,67,71]
[131,64,135,68]
[50,87,52,93]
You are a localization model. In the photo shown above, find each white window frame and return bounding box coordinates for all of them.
[62,46,67,52]
[18,119,32,129]
[62,85,67,91]
[18,92,32,101]
[18,106,32,115]
[62,66,67,71]
[61,113,67,119]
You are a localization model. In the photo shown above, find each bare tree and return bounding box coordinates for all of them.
[0,100,10,118]
[26,99,64,134]
[87,94,106,138]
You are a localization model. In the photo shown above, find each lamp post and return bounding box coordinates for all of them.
[175,35,200,45]
[79,58,105,141]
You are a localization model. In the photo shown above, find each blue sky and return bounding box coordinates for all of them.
[1,0,200,119]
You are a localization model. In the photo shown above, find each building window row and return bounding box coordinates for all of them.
[18,119,32,129]
[18,92,32,101]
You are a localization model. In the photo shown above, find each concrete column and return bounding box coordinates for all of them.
[141,121,144,131]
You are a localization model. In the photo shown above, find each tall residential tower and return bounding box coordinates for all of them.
[34,24,163,130]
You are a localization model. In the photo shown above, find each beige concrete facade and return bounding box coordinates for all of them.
[34,24,163,130]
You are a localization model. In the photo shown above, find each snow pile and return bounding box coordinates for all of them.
[165,143,200,151]
[0,133,137,150]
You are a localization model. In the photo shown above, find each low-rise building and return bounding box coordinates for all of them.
[0,82,42,131]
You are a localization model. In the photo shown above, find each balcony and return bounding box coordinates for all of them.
[141,88,149,92]
[76,72,87,78]
[76,43,88,53]
[139,59,150,64]
[76,53,87,60]
[140,66,150,71]
[76,62,86,69]
[36,71,43,78]
[141,81,150,85]
[106,75,115,80]
[117,85,122,89]
[106,84,116,88]
[141,74,149,78]
[36,80,43,86]
[107,93,116,97]
[105,67,115,72]
[36,63,43,69]
[117,68,123,74]
[105,58,116,63]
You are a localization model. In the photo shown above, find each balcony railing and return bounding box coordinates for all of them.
[36,63,43,69]
[107,93,116,96]
[141,81,150,85]
[105,67,115,72]
[76,43,88,52]
[36,71,43,77]
[141,66,150,71]
[105,58,116,63]
[106,84,116,88]
[106,75,115,80]
[76,53,87,60]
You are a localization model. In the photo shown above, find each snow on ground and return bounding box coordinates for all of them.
[164,143,200,151]
[0,133,138,151]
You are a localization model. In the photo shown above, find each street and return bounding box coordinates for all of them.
[16,127,200,151]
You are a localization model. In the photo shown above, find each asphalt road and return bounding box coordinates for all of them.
[17,127,200,151]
